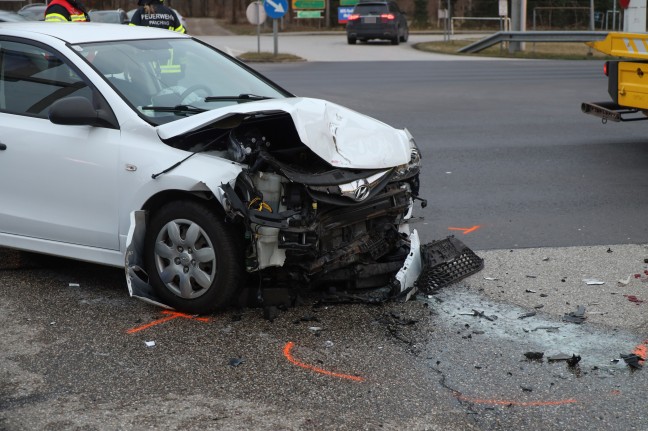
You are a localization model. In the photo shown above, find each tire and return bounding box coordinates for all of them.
[144,200,243,314]
[400,27,409,42]
[347,36,356,45]
[391,28,400,45]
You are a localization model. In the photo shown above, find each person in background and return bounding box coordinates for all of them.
[129,0,185,33]
[44,0,90,22]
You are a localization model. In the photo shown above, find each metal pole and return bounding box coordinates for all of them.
[273,18,278,56]
[256,1,261,54]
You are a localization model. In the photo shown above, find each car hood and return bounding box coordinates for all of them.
[156,97,412,169]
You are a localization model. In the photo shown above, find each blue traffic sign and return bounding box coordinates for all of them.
[264,0,288,19]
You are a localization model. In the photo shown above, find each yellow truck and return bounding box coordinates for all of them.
[582,32,648,122]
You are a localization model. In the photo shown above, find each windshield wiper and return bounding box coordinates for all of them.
[141,104,206,115]
[204,94,272,102]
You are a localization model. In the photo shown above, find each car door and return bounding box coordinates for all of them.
[0,38,121,250]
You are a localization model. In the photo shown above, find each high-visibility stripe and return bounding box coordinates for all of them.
[45,13,68,22]
[588,32,648,59]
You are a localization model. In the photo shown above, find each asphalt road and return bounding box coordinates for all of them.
[2,34,648,431]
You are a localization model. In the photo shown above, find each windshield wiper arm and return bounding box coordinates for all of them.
[141,104,206,114]
[204,94,272,102]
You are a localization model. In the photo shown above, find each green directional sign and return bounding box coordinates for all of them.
[340,0,357,5]
[292,0,325,9]
[297,10,322,18]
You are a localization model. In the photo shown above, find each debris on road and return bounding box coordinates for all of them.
[620,354,643,369]
[461,309,498,321]
[562,305,586,324]
[229,357,245,367]
[145,341,156,347]
[518,311,537,320]
[547,353,581,367]
[624,295,644,304]
[524,351,544,361]
[416,236,484,293]
[582,278,605,285]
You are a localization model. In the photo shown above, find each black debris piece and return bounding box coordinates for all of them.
[470,309,498,321]
[415,236,484,293]
[534,304,544,309]
[525,289,536,293]
[521,386,533,392]
[547,353,581,366]
[229,358,245,367]
[562,305,586,324]
[567,355,581,367]
[524,352,544,361]
[293,314,320,324]
[518,311,537,320]
[531,326,559,332]
[620,354,644,369]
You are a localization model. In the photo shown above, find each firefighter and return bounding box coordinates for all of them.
[129,0,185,33]
[44,0,90,22]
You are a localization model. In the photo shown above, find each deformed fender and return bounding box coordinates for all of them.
[394,228,422,301]
[124,210,173,309]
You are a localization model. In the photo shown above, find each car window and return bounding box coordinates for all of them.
[0,40,94,117]
[354,4,389,15]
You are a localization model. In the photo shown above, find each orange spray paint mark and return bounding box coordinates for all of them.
[126,310,211,334]
[457,395,577,407]
[448,225,481,235]
[632,339,648,364]
[282,341,364,382]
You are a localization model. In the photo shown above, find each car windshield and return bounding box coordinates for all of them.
[74,38,289,124]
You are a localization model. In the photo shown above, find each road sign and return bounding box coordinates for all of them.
[338,6,354,23]
[264,0,288,19]
[292,0,325,9]
[297,10,322,18]
[340,0,357,5]
[246,1,267,25]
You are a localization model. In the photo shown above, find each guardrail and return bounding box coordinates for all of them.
[457,31,609,53]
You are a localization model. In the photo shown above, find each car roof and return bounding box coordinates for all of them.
[0,21,188,43]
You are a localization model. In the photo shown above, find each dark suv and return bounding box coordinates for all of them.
[346,1,409,45]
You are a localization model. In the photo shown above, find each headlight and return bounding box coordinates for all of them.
[391,147,421,182]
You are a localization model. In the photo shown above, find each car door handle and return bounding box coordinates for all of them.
[0,143,6,151]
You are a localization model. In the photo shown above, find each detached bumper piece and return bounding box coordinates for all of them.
[415,236,484,293]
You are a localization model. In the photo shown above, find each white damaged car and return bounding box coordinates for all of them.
[0,23,425,313]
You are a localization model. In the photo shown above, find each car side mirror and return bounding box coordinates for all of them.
[49,96,118,129]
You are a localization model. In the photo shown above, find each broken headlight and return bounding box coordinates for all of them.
[390,147,421,182]
[227,128,269,163]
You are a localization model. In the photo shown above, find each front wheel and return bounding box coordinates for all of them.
[144,200,243,314]
[347,36,357,44]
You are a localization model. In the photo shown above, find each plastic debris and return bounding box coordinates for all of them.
[620,354,643,369]
[583,278,605,285]
[461,309,498,321]
[547,353,581,367]
[524,352,544,360]
[518,311,536,320]
[562,305,586,324]
[324,341,334,348]
[145,341,155,347]
[484,277,498,281]
[618,276,632,286]
[525,289,537,293]
[229,358,245,367]
[68,283,80,287]
[415,236,484,292]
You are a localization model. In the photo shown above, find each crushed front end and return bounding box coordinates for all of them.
[219,109,426,302]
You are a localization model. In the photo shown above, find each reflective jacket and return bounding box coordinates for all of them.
[44,0,89,22]
[129,5,185,33]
